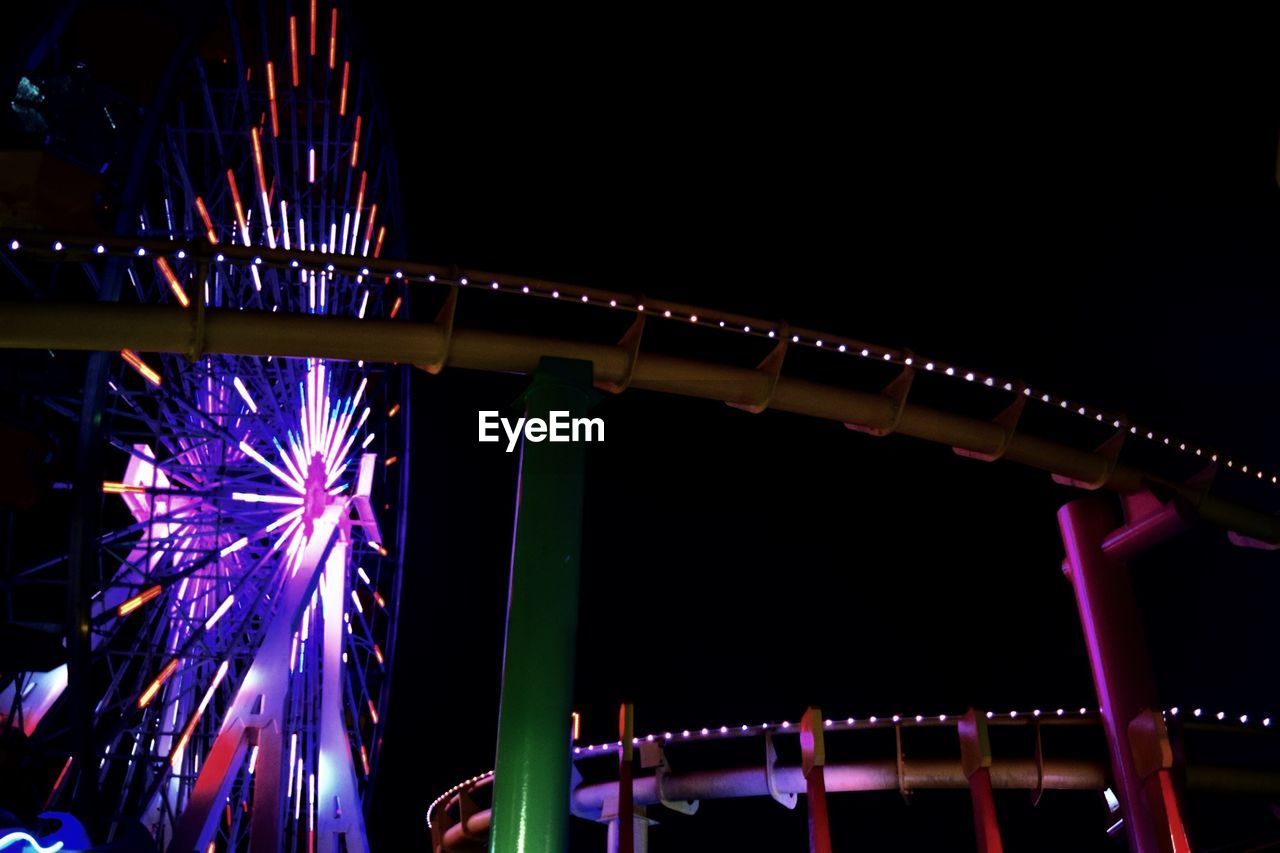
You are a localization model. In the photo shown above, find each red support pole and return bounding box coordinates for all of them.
[1058,495,1188,853]
[805,768,832,853]
[801,708,833,853]
[967,768,1003,853]
[618,703,634,853]
[959,709,1003,853]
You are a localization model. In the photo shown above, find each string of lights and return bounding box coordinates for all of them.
[567,704,1273,755]
[424,703,1276,828]
[3,234,1272,493]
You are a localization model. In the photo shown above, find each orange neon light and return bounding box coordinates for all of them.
[121,349,162,386]
[329,7,338,69]
[266,62,279,137]
[102,481,145,495]
[373,591,386,608]
[155,257,189,308]
[118,584,162,616]
[373,644,383,665]
[226,169,247,242]
[194,196,218,244]
[572,711,581,741]
[363,203,377,248]
[349,114,361,167]
[388,297,401,319]
[367,698,379,724]
[310,0,317,55]
[374,225,386,258]
[360,745,370,775]
[251,126,268,195]
[339,61,350,116]
[383,454,398,467]
[355,170,367,213]
[138,658,179,708]
[171,660,229,767]
[290,16,300,86]
[387,403,400,418]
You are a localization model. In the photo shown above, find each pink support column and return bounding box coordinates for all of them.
[1058,496,1187,853]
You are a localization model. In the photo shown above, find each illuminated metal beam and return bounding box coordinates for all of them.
[318,526,368,853]
[169,504,343,853]
[1060,497,1188,853]
[2,302,1276,543]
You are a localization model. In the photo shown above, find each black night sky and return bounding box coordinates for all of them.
[345,10,1280,851]
[5,5,1280,851]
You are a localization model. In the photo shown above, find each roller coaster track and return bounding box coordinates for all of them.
[2,232,1278,543]
[424,705,1280,852]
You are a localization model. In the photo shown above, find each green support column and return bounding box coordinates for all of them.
[491,357,595,853]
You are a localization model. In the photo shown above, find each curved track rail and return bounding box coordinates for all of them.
[2,235,1279,543]
[426,705,1280,851]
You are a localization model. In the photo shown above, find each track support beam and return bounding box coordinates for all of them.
[490,358,595,853]
[1058,495,1190,853]
[2,303,1275,543]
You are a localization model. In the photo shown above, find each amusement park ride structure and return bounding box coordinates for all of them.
[1,3,1279,853]
[7,234,1280,853]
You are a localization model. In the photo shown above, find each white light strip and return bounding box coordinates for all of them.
[232,376,258,413]
[232,491,304,505]
[205,594,235,630]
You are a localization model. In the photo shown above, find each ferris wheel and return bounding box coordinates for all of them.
[0,3,409,851]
